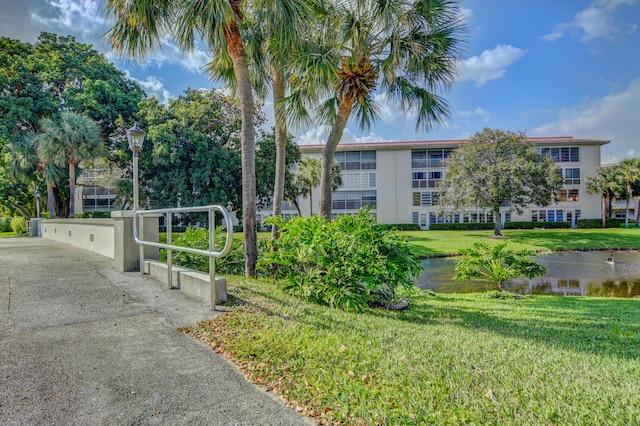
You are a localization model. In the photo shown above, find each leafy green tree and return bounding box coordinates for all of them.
[617,158,640,228]
[136,90,244,212]
[37,112,105,217]
[454,242,546,291]
[439,128,563,236]
[586,167,623,228]
[100,0,308,276]
[0,33,144,214]
[284,0,466,219]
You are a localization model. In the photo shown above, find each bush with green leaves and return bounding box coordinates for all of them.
[260,209,422,312]
[159,227,245,275]
[10,217,27,234]
[454,242,546,291]
[0,217,12,232]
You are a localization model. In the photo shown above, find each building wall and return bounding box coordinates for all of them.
[292,137,609,228]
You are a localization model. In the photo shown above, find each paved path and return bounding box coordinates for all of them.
[0,238,314,425]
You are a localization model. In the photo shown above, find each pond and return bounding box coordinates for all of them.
[416,250,640,298]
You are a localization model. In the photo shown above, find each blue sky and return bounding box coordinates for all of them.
[1,0,639,163]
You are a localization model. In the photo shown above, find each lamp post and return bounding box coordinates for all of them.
[35,189,41,219]
[126,123,146,210]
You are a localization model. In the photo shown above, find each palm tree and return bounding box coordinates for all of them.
[285,0,466,219]
[586,171,611,228]
[600,165,623,218]
[37,112,104,217]
[99,0,302,276]
[293,157,342,216]
[3,133,65,219]
[618,158,640,228]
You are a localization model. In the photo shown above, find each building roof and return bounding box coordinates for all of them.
[298,136,610,152]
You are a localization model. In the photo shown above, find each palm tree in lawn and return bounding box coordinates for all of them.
[37,112,104,218]
[294,157,322,215]
[586,168,623,228]
[99,0,305,276]
[618,158,640,228]
[294,157,342,216]
[599,165,623,219]
[284,0,466,219]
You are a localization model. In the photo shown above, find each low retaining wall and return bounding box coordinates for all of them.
[144,260,227,304]
[39,213,159,272]
[41,219,116,259]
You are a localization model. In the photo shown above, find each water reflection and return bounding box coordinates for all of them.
[416,250,640,298]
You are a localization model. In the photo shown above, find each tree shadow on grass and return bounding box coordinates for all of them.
[370,295,640,361]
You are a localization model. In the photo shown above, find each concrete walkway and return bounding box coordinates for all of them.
[0,238,314,425]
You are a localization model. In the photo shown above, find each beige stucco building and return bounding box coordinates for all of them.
[280,136,610,229]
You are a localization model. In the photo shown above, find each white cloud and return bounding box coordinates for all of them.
[457,45,526,86]
[532,78,640,163]
[296,125,331,145]
[542,1,638,42]
[126,73,173,104]
[457,107,489,119]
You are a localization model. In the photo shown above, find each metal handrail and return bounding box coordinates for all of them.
[133,205,233,310]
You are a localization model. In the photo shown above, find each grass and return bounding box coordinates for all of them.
[401,227,640,257]
[185,278,640,425]
[0,231,18,238]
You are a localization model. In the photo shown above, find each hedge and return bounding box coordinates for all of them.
[74,211,112,218]
[0,217,11,232]
[429,222,495,231]
[503,221,571,229]
[577,218,622,228]
[10,216,27,234]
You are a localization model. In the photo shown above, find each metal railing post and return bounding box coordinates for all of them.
[166,211,173,289]
[209,208,216,310]
[138,213,144,274]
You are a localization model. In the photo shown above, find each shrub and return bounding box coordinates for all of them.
[503,221,571,229]
[455,242,546,291]
[76,211,111,219]
[382,223,421,231]
[260,208,422,312]
[429,222,495,231]
[577,218,622,228]
[159,227,246,275]
[0,217,11,232]
[10,216,27,234]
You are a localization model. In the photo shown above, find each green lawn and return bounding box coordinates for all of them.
[0,231,18,238]
[401,227,640,257]
[186,278,640,425]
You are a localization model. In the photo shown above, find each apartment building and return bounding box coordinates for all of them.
[287,136,609,229]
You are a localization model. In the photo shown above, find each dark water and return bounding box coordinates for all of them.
[416,251,640,298]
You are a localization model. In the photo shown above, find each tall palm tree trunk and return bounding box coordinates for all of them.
[601,194,606,228]
[319,95,355,219]
[226,22,257,277]
[69,160,76,218]
[47,183,55,219]
[271,66,287,239]
[625,184,631,228]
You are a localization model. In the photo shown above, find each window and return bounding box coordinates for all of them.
[412,212,419,224]
[412,172,427,188]
[564,168,580,185]
[411,150,427,168]
[332,190,377,210]
[538,147,580,162]
[558,189,579,202]
[413,192,421,206]
[344,173,376,188]
[335,151,377,171]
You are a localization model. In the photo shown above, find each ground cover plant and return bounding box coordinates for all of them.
[401,227,640,257]
[185,278,640,425]
[260,210,422,311]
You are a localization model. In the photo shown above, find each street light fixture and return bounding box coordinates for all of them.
[35,189,41,219]
[126,123,146,210]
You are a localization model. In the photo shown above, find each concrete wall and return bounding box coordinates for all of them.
[40,214,159,272]
[41,219,115,258]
